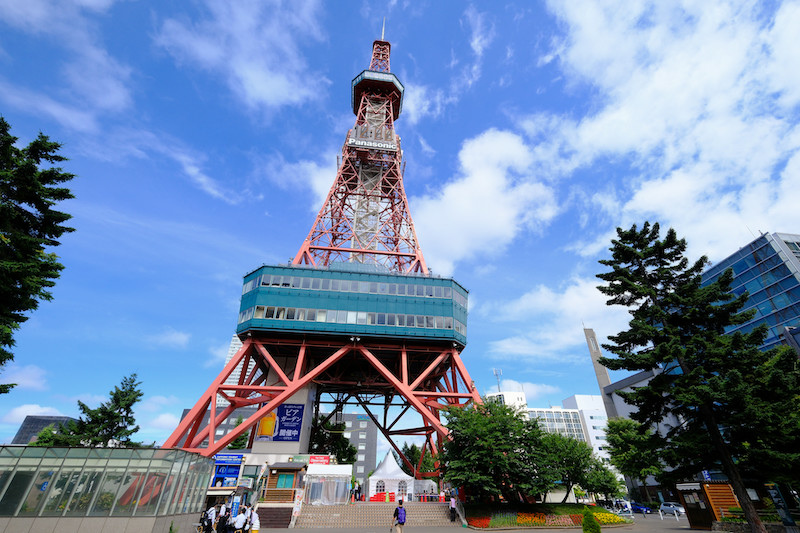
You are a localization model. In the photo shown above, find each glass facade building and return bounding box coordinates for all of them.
[0,446,212,518]
[702,232,800,351]
[237,263,469,347]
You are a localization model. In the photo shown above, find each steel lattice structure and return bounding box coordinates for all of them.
[293,39,427,274]
[165,39,480,477]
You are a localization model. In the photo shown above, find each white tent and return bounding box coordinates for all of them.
[304,464,353,505]
[368,452,414,500]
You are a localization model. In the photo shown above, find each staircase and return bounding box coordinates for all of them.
[257,506,293,528]
[294,502,458,528]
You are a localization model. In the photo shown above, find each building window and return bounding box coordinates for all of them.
[344,432,351,439]
[345,421,352,428]
[359,432,366,439]
[358,454,365,461]
[376,480,385,492]
[358,443,365,450]
[359,421,367,428]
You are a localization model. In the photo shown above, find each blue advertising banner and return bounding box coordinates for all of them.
[212,454,243,488]
[255,404,305,441]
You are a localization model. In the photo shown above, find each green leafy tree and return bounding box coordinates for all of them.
[1,117,75,394]
[33,373,144,447]
[597,222,800,533]
[441,400,557,502]
[309,416,357,464]
[539,433,595,503]
[227,416,250,449]
[603,418,662,500]
[581,459,624,501]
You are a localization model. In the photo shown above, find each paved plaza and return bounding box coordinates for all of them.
[258,511,693,533]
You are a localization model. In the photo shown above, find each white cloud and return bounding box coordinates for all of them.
[402,83,451,126]
[486,276,629,363]
[1,363,48,391]
[148,413,181,430]
[155,0,326,113]
[146,327,191,350]
[401,6,494,126]
[204,340,231,368]
[521,1,800,264]
[138,395,179,413]
[0,0,132,125]
[413,129,558,275]
[464,5,494,59]
[0,80,98,132]
[2,404,64,424]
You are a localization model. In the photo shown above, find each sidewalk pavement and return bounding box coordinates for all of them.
[256,512,694,533]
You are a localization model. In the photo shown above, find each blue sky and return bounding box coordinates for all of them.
[2,0,799,447]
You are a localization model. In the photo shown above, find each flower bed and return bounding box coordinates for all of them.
[467,509,632,528]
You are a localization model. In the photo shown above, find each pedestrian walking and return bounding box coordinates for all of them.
[391,499,406,533]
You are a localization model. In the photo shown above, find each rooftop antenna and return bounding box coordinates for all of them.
[381,17,386,40]
[492,368,502,393]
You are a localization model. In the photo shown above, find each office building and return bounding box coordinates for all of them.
[701,232,800,351]
[11,415,77,445]
[341,413,377,486]
[486,391,527,410]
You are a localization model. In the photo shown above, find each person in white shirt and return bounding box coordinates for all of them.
[203,505,216,533]
[250,509,260,533]
[232,509,248,531]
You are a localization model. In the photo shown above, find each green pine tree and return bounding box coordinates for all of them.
[1,117,75,394]
[597,222,800,533]
[33,373,144,447]
[309,416,357,464]
[227,416,250,449]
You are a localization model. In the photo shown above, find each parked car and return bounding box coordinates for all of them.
[660,502,686,515]
[630,502,652,513]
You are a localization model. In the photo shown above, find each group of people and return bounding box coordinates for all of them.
[201,502,260,533]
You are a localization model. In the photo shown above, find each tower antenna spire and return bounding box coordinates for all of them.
[381,17,385,40]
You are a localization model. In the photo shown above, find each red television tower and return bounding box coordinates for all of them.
[165,38,479,477]
[293,39,427,274]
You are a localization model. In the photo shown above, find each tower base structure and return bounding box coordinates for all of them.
[164,330,480,475]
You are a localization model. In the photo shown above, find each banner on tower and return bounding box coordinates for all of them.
[347,135,398,152]
[255,404,305,442]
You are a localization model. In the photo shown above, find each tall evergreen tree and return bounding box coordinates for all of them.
[1,117,75,394]
[603,417,662,500]
[227,416,250,449]
[597,222,800,533]
[393,442,436,477]
[309,417,357,464]
[33,373,144,447]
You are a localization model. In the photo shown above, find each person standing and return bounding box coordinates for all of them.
[449,492,457,522]
[231,508,248,533]
[203,504,216,533]
[250,508,260,533]
[216,503,229,533]
[391,499,406,533]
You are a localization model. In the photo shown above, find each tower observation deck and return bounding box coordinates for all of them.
[165,38,480,476]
